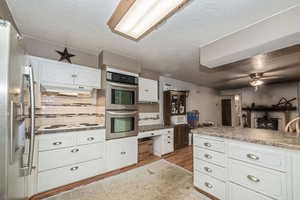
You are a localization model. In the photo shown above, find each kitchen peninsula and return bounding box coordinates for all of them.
[192,127,300,200]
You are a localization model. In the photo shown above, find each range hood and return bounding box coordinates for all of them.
[41,84,93,95]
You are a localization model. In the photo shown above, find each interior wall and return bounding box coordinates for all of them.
[159,76,219,125]
[23,36,98,68]
[220,82,300,121]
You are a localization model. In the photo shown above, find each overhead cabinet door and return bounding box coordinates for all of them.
[40,59,74,86]
[139,78,158,102]
[73,64,101,89]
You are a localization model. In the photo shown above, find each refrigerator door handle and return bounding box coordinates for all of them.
[9,101,15,164]
[22,65,36,176]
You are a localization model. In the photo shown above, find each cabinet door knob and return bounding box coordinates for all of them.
[204,142,212,147]
[87,137,95,141]
[247,175,260,183]
[71,148,79,153]
[204,154,212,159]
[204,167,212,173]
[145,89,149,92]
[247,153,259,160]
[70,166,79,171]
[53,141,62,146]
[204,182,213,189]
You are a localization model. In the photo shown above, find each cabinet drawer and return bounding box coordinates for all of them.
[194,171,226,200]
[229,183,273,200]
[138,130,160,139]
[194,147,226,167]
[38,133,76,151]
[194,136,225,153]
[194,158,226,181]
[77,129,105,145]
[229,159,286,199]
[39,143,105,171]
[38,158,105,193]
[228,142,286,171]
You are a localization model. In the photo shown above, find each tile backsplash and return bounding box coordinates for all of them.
[35,91,105,128]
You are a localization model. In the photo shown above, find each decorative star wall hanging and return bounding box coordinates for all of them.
[55,48,75,63]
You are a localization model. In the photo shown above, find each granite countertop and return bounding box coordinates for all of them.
[36,125,105,134]
[191,127,300,151]
[139,124,174,132]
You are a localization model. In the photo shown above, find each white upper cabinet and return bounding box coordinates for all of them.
[138,77,158,102]
[40,59,74,86]
[30,56,101,89]
[73,64,101,89]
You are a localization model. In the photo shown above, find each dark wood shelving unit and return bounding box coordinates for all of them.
[242,106,297,112]
[164,90,189,150]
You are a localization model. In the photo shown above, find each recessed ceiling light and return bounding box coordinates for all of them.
[107,0,190,41]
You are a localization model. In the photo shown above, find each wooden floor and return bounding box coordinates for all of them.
[30,146,193,200]
[163,146,193,172]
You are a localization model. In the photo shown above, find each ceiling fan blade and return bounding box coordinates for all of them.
[264,62,300,73]
[221,75,249,82]
[261,76,281,80]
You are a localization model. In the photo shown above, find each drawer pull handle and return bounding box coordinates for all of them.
[204,154,212,159]
[168,142,171,144]
[168,136,171,138]
[204,142,212,147]
[247,175,260,183]
[53,142,62,146]
[87,137,95,141]
[121,152,126,155]
[70,166,79,171]
[247,153,259,160]
[71,148,79,153]
[204,167,212,173]
[204,182,213,189]
[151,133,154,136]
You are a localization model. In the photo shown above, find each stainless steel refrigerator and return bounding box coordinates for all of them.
[0,20,36,200]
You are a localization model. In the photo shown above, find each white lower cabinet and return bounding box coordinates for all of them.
[152,128,174,156]
[38,142,105,172]
[292,154,300,200]
[229,159,286,200]
[229,183,273,200]
[193,134,291,200]
[38,158,105,192]
[36,129,106,193]
[194,171,226,200]
[194,158,226,181]
[106,137,138,171]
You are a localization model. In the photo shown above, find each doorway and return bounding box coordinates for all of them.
[221,99,232,126]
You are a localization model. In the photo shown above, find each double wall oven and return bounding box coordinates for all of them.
[105,68,139,140]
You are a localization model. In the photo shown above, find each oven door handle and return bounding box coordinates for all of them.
[107,111,138,115]
[108,82,138,89]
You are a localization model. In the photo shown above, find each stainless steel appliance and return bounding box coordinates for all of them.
[106,110,138,140]
[0,20,36,200]
[106,69,138,110]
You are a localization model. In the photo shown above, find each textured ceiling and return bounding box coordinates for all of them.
[6,0,300,88]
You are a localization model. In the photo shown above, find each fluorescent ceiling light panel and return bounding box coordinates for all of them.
[108,0,189,41]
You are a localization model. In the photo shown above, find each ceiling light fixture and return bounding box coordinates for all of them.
[107,0,190,41]
[249,79,264,87]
